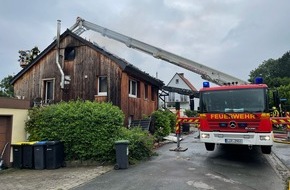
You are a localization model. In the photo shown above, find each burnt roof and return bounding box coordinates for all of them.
[11,29,164,87]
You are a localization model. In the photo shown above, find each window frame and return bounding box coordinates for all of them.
[151,86,156,101]
[98,76,108,96]
[42,78,55,104]
[144,84,148,100]
[168,92,175,102]
[129,79,138,98]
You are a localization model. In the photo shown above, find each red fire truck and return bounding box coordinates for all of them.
[199,78,273,154]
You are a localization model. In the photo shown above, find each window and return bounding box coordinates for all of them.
[175,79,179,84]
[43,79,54,104]
[180,95,188,102]
[129,80,137,98]
[169,92,175,102]
[98,76,107,96]
[200,88,266,113]
[180,95,184,102]
[144,84,148,99]
[64,47,75,60]
[151,86,156,101]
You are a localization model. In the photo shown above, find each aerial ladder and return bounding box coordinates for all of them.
[69,17,248,86]
[70,17,290,143]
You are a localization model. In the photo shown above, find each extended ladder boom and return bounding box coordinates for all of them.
[70,17,248,86]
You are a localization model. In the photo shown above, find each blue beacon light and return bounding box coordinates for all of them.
[254,77,263,84]
[203,82,210,88]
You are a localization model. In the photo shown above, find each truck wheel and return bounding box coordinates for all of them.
[205,143,215,151]
[261,146,271,154]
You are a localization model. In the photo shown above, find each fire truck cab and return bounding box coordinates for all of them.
[199,79,273,154]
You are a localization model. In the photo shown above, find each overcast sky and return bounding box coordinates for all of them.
[1,0,290,89]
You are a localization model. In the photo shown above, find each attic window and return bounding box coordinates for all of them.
[175,79,179,84]
[64,47,75,60]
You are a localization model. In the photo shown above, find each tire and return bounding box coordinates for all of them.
[114,164,120,170]
[61,161,66,168]
[205,143,215,151]
[261,146,271,154]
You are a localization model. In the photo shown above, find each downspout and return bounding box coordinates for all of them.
[56,20,64,89]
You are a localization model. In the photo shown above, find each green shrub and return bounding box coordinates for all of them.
[151,109,172,141]
[184,109,198,117]
[163,109,177,133]
[25,100,124,162]
[116,127,155,163]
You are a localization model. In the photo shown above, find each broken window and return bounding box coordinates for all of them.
[64,47,75,60]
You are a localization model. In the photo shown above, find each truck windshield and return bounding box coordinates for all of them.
[200,88,266,113]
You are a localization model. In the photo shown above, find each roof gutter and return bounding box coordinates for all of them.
[56,20,64,89]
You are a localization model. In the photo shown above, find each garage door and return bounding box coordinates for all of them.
[0,116,12,167]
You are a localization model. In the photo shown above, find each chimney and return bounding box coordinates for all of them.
[55,20,65,89]
[178,73,184,77]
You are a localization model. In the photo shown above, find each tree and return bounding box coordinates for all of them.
[276,85,290,112]
[249,51,290,86]
[0,75,14,97]
[248,51,290,110]
[18,46,40,66]
[1,46,41,97]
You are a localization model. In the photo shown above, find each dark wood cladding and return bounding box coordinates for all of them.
[13,50,61,103]
[13,35,122,103]
[94,96,107,102]
[12,32,162,125]
[119,73,159,123]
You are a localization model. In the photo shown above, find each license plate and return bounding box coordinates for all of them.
[225,139,243,144]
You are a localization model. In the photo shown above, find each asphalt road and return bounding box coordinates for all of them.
[73,133,284,190]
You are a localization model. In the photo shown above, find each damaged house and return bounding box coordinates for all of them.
[11,29,164,125]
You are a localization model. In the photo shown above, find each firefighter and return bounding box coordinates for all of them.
[271,107,280,130]
[271,106,279,117]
